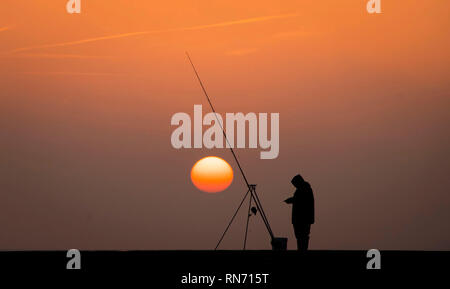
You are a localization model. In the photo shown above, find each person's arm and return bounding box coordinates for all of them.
[284,197,294,204]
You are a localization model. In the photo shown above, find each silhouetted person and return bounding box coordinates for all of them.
[284,174,315,251]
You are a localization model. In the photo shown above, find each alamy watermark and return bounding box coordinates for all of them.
[171,105,279,160]
[66,1,381,15]
[66,0,81,14]
[366,0,382,14]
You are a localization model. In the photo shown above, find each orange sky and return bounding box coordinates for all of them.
[1,1,449,250]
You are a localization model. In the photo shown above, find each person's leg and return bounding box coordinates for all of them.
[297,238,303,251]
[302,224,311,251]
[293,223,300,250]
[294,224,311,251]
[301,236,310,251]
[294,227,300,249]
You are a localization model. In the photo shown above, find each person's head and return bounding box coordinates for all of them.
[291,174,304,188]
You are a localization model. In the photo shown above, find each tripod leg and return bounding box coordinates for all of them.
[250,187,274,239]
[243,193,253,250]
[215,189,250,250]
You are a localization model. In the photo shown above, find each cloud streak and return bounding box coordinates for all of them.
[4,53,111,59]
[17,71,124,76]
[226,48,258,56]
[11,13,297,53]
[0,27,11,33]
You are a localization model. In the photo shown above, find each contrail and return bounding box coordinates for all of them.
[0,27,10,33]
[11,13,297,53]
[18,71,124,76]
[5,53,111,59]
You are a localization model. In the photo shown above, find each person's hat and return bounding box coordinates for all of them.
[291,174,304,188]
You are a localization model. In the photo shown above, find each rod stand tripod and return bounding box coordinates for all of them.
[215,184,287,251]
[243,185,257,250]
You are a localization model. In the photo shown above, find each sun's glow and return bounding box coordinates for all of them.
[191,156,233,193]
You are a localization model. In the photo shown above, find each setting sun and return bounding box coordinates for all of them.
[191,156,233,193]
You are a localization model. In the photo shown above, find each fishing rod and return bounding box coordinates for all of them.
[185,52,276,248]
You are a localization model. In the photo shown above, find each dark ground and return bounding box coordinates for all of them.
[0,250,448,286]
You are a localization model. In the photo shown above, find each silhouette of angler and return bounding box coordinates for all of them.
[284,174,315,251]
